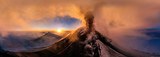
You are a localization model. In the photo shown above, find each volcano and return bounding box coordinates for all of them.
[1,11,160,57]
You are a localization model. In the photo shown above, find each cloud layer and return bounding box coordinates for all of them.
[1,0,160,31]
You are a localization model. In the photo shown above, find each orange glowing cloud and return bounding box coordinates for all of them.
[0,0,160,31]
[0,0,88,31]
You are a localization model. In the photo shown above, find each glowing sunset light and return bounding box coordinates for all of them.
[56,29,63,33]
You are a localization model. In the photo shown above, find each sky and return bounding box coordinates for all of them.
[30,16,81,30]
